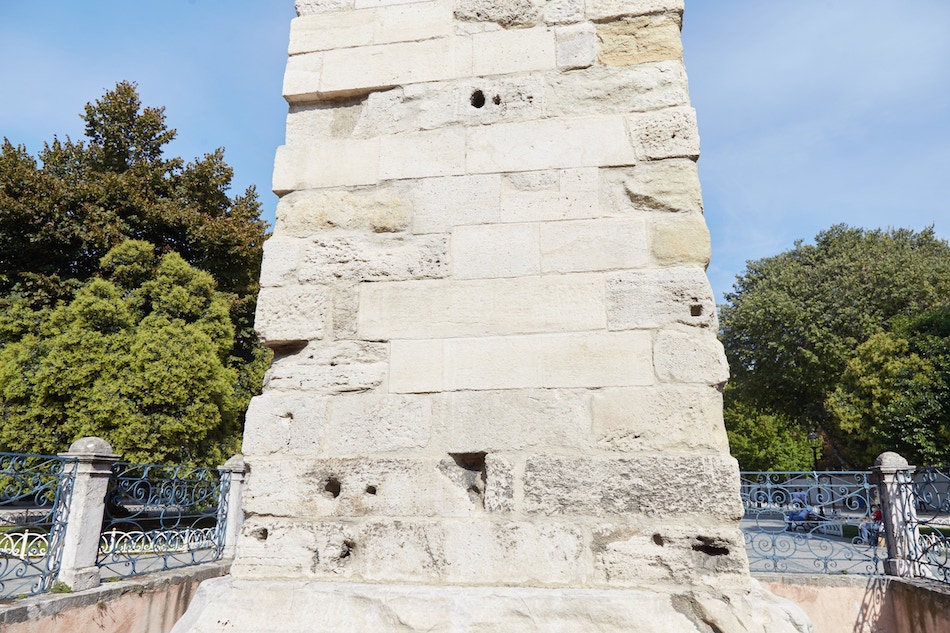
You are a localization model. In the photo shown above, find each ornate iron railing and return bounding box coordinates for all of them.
[96,462,229,578]
[895,466,950,582]
[0,453,77,598]
[740,471,884,575]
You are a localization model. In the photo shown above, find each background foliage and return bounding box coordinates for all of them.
[0,83,270,465]
[720,225,950,469]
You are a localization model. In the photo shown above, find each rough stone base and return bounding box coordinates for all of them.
[172,577,811,633]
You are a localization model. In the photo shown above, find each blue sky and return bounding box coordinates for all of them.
[2,1,948,303]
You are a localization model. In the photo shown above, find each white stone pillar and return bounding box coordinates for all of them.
[874,451,922,577]
[56,437,119,591]
[218,454,246,559]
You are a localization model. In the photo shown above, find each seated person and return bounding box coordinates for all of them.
[785,492,819,529]
[859,505,883,545]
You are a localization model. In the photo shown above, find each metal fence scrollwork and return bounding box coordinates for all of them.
[897,466,950,582]
[0,453,77,598]
[741,471,885,575]
[97,462,229,579]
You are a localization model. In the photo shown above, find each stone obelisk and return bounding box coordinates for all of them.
[175,1,810,631]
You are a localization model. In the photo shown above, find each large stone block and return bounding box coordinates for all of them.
[472,26,557,76]
[586,0,684,21]
[596,14,683,66]
[606,267,716,330]
[466,116,637,173]
[389,332,655,392]
[451,222,540,278]
[454,0,541,27]
[273,141,378,193]
[523,455,743,519]
[230,518,356,580]
[499,190,599,223]
[379,127,467,180]
[545,61,690,116]
[265,341,388,393]
[628,106,700,161]
[405,174,502,234]
[540,217,649,273]
[242,393,328,456]
[274,187,411,236]
[430,389,592,452]
[255,286,330,344]
[653,330,730,385]
[591,385,728,453]
[258,236,303,288]
[289,1,453,55]
[242,458,483,519]
[358,274,606,340]
[295,0,353,15]
[297,233,448,283]
[556,23,597,70]
[324,392,432,454]
[651,212,711,265]
[617,158,703,213]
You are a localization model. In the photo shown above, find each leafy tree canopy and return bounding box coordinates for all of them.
[721,225,950,468]
[0,81,267,360]
[0,241,249,465]
[0,83,271,463]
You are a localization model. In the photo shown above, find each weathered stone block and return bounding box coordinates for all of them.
[324,393,432,454]
[288,10,375,55]
[242,393,328,456]
[442,520,588,585]
[295,0,353,16]
[242,458,485,519]
[273,141,378,193]
[523,455,743,519]
[545,61,690,117]
[606,267,716,330]
[596,14,683,66]
[628,106,700,161]
[298,233,448,283]
[430,389,592,451]
[543,0,584,24]
[484,453,516,513]
[500,190,599,223]
[230,518,357,580]
[540,218,649,273]
[591,385,728,453]
[466,116,637,173]
[358,274,607,340]
[455,0,541,27]
[619,158,703,212]
[653,330,730,385]
[556,23,597,70]
[406,174,501,234]
[472,27,557,76]
[451,223,540,278]
[651,212,711,265]
[274,188,411,236]
[379,127,467,180]
[256,286,330,344]
[586,0,684,21]
[265,341,388,393]
[285,100,364,144]
[258,236,302,288]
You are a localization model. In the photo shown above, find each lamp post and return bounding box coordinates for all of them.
[807,432,822,471]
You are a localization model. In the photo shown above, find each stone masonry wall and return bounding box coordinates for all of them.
[240,0,744,598]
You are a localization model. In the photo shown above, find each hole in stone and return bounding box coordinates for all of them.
[365,485,377,495]
[690,304,703,317]
[470,90,486,108]
[652,533,665,546]
[250,527,269,541]
[451,452,487,472]
[324,477,342,498]
[268,340,308,360]
[341,539,355,559]
[492,94,501,105]
[692,536,729,556]
[444,452,488,507]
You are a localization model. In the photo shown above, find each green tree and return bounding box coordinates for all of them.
[0,81,267,362]
[0,241,244,465]
[720,225,950,468]
[724,399,815,471]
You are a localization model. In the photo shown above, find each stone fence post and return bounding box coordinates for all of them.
[56,437,119,591]
[874,451,922,578]
[218,454,245,559]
